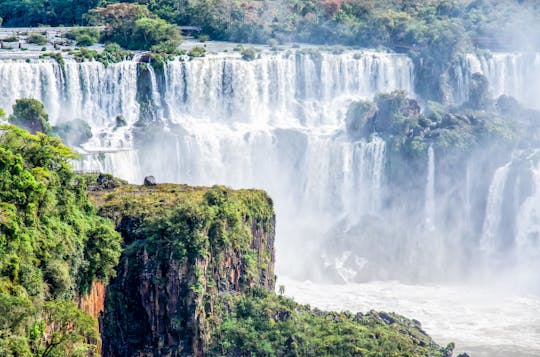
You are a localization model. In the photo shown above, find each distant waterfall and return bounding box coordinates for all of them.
[425,145,436,231]
[0,59,139,127]
[451,52,540,109]
[515,166,540,257]
[162,51,414,128]
[480,163,511,254]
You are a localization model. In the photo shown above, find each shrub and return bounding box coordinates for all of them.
[65,28,99,44]
[188,46,206,57]
[76,34,94,46]
[267,38,278,47]
[198,34,209,42]
[151,40,179,54]
[1,36,18,42]
[27,33,47,45]
[241,47,256,61]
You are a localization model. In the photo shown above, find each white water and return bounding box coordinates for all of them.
[452,52,540,109]
[480,163,511,254]
[515,165,540,259]
[425,145,436,231]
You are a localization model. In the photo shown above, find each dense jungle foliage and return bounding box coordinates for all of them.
[0,0,538,52]
[211,287,452,356]
[0,125,122,356]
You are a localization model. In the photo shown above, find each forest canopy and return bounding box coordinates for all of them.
[0,0,538,52]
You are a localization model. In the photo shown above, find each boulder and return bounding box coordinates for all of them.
[115,115,127,129]
[144,176,157,186]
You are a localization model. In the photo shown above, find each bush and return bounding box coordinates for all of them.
[241,47,256,61]
[27,33,47,45]
[151,40,179,54]
[0,125,121,355]
[198,34,209,42]
[65,28,99,43]
[188,46,206,57]
[130,17,182,50]
[76,34,94,46]
[267,38,279,49]
[1,36,18,42]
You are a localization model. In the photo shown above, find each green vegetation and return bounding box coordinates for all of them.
[188,46,206,58]
[8,99,51,135]
[65,27,100,47]
[0,1,536,53]
[0,0,99,26]
[66,42,133,65]
[347,88,540,158]
[0,0,535,101]
[211,287,450,356]
[241,47,257,61]
[0,125,122,355]
[1,36,18,42]
[91,183,274,262]
[26,33,47,46]
[86,3,182,52]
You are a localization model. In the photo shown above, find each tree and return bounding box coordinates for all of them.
[131,16,181,50]
[38,301,98,357]
[86,3,181,51]
[8,99,51,134]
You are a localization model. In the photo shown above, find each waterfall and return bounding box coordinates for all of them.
[147,64,164,120]
[515,166,540,257]
[10,49,540,281]
[425,145,436,231]
[162,51,414,128]
[480,163,511,254]
[0,58,139,161]
[452,52,540,109]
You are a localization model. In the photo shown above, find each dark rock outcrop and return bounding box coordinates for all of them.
[89,184,275,357]
[143,175,157,186]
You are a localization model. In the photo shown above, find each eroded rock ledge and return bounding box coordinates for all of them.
[84,174,451,357]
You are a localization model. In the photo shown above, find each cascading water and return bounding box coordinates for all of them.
[451,52,540,109]
[425,145,436,231]
[480,163,511,254]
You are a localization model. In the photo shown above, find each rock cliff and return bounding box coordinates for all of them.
[88,179,275,356]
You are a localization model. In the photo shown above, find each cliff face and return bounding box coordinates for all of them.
[88,179,275,356]
[79,281,106,321]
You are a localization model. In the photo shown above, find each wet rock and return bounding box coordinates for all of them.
[144,176,157,186]
[115,115,127,128]
[346,100,376,139]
